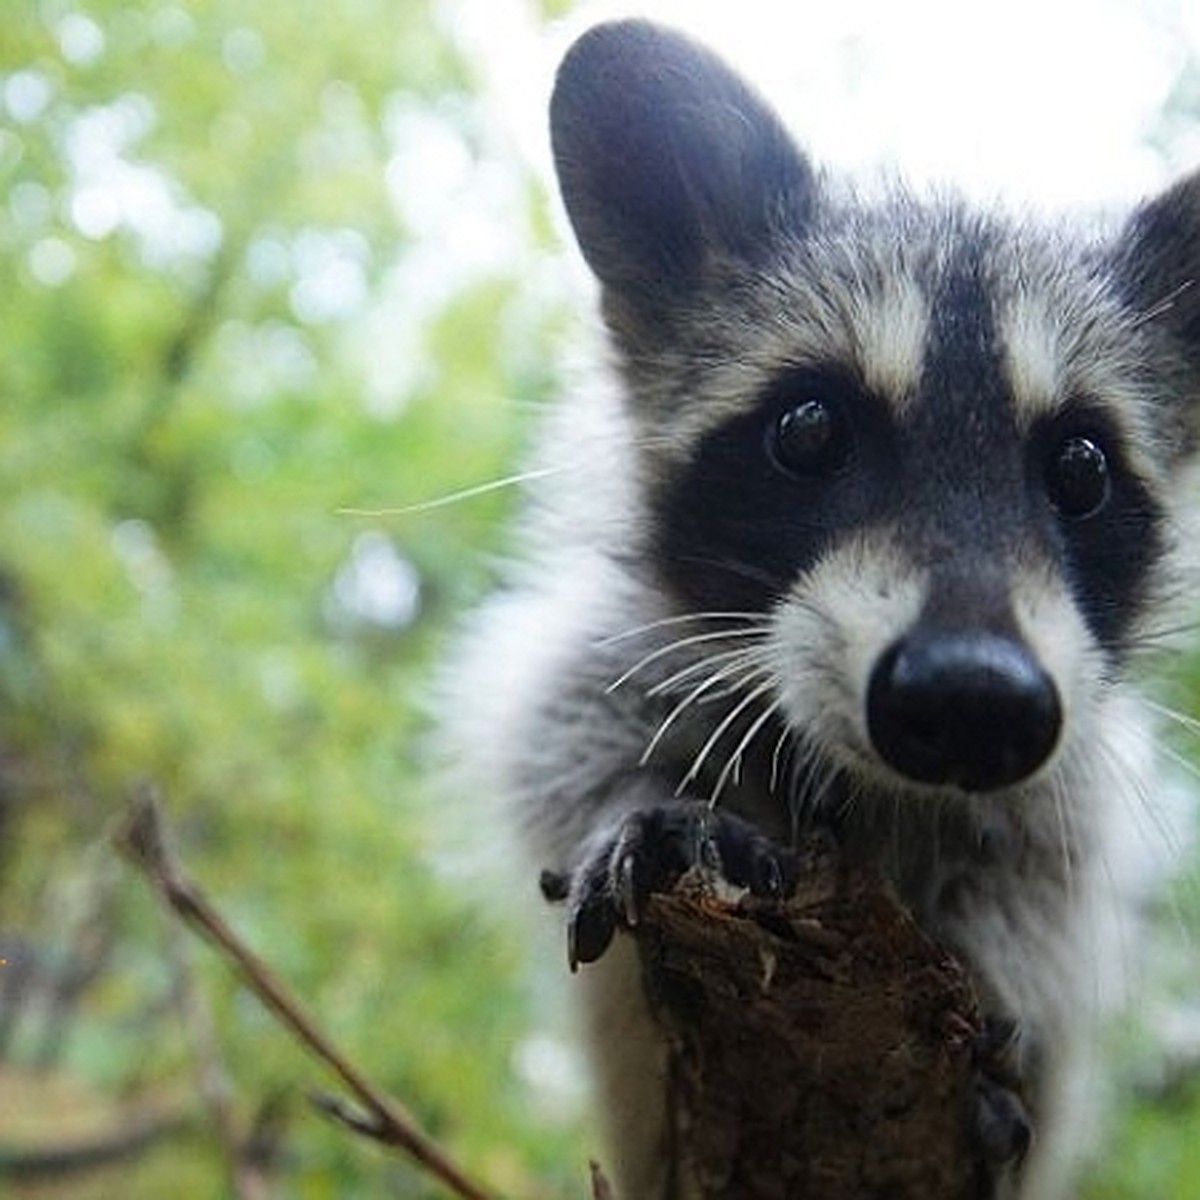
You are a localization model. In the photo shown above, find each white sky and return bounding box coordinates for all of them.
[354,0,1200,415]
[457,0,1200,212]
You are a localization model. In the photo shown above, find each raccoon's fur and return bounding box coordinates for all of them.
[446,19,1200,1199]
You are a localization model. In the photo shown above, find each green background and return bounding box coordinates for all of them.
[2,2,1200,1196]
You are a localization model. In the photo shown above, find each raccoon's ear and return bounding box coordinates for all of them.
[550,20,814,309]
[1117,169,1200,365]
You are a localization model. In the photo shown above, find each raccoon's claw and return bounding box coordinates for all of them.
[560,805,797,970]
[539,869,570,903]
[975,1075,1032,1166]
[972,1017,1033,1168]
[568,878,619,970]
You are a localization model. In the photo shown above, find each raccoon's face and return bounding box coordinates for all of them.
[552,20,1200,798]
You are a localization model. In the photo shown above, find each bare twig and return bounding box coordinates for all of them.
[115,786,498,1200]
[159,855,277,1200]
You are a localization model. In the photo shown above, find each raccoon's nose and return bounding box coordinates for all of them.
[866,632,1062,792]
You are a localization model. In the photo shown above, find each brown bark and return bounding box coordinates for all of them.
[633,836,997,1200]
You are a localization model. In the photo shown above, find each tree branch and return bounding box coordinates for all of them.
[114,786,498,1200]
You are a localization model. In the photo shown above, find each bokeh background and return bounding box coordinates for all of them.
[5,0,1200,1196]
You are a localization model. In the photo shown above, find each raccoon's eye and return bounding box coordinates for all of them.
[1046,434,1111,519]
[769,397,846,476]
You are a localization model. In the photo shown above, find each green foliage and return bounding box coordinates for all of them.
[5,3,1200,1198]
[0,0,584,1195]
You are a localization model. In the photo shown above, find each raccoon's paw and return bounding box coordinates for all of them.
[972,1017,1033,1169]
[547,806,797,971]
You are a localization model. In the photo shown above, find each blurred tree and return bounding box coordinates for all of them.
[0,0,584,1196]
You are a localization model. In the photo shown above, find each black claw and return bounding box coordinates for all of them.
[561,804,796,969]
[616,851,639,927]
[975,1074,1033,1165]
[761,854,784,898]
[978,1016,1021,1063]
[568,888,617,971]
[567,922,579,973]
[971,1017,1033,1169]
[708,814,797,899]
[540,869,570,903]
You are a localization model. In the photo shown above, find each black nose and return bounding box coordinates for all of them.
[866,631,1062,792]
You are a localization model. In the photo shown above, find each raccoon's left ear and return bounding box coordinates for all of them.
[550,20,814,318]
[1116,169,1200,368]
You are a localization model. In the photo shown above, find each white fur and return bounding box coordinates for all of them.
[768,529,925,782]
[852,275,930,408]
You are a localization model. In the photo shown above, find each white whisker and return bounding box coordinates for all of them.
[1049,771,1076,901]
[1144,698,1200,741]
[769,720,793,795]
[337,464,571,517]
[710,697,783,806]
[1088,728,1198,954]
[794,745,842,828]
[597,610,772,646]
[606,627,766,694]
[676,676,776,798]
[1131,279,1195,329]
[647,644,772,699]
[1127,618,1200,648]
[640,656,770,767]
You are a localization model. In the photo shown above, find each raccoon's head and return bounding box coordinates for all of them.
[551,20,1200,799]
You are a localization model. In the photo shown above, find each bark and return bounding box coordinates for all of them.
[633,836,1000,1200]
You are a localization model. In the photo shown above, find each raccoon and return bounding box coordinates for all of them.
[446,18,1200,1199]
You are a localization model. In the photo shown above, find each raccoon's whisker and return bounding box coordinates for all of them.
[1133,616,1200,643]
[1139,699,1200,783]
[353,428,683,519]
[1121,772,1200,953]
[647,645,773,699]
[819,764,857,831]
[710,697,784,806]
[336,463,575,518]
[1048,772,1076,901]
[1123,622,1200,660]
[769,720,794,795]
[675,676,777,799]
[1142,698,1200,741]
[597,611,772,648]
[1148,737,1200,791]
[606,628,767,693]
[1088,729,1198,952]
[1122,738,1193,875]
[639,655,772,767]
[1131,278,1195,328]
[783,735,830,829]
[1092,710,1192,881]
[774,726,831,840]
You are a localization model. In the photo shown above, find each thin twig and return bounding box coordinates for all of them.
[160,861,275,1200]
[114,786,498,1200]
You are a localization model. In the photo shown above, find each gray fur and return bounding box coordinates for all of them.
[444,19,1200,1199]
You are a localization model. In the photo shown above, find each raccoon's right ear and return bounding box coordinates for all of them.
[550,20,814,313]
[1117,169,1200,368]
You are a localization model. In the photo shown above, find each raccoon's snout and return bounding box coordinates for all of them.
[866,631,1062,792]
